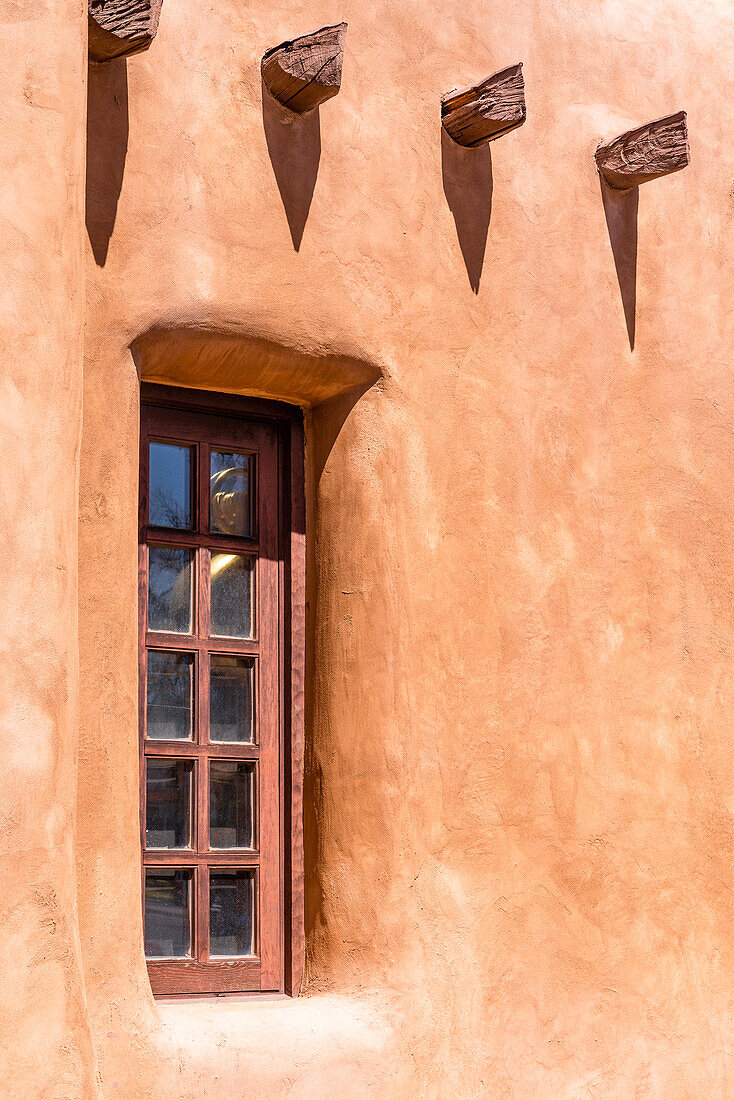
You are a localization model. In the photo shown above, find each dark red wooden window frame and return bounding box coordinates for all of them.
[139,383,305,997]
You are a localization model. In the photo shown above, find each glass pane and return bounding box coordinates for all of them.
[144,869,192,957]
[149,442,192,529]
[210,655,254,743]
[146,651,193,740]
[146,759,192,848]
[210,553,254,639]
[148,546,192,634]
[210,761,254,848]
[210,451,252,537]
[209,870,255,956]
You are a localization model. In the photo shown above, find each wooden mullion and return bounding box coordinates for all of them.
[144,528,259,554]
[207,743,259,759]
[202,851,260,866]
[193,646,200,745]
[145,632,199,652]
[142,851,260,867]
[196,864,209,963]
[143,742,199,757]
[145,634,260,657]
[199,550,211,644]
[198,755,209,852]
[143,742,259,760]
[203,636,259,656]
[144,850,203,866]
[199,441,210,538]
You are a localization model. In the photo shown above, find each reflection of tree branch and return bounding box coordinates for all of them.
[151,486,189,528]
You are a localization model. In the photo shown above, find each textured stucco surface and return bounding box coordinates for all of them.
[5,0,734,1095]
[0,0,99,1095]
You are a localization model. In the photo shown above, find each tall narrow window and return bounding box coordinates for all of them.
[139,388,304,995]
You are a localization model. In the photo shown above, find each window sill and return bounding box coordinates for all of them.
[152,990,392,1094]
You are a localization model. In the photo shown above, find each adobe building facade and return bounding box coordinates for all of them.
[2,0,734,1095]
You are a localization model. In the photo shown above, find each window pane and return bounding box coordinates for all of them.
[149,442,192,529]
[145,869,192,957]
[148,547,192,634]
[210,761,254,848]
[146,759,192,848]
[210,655,254,743]
[210,553,253,639]
[210,451,252,537]
[209,870,255,956]
[146,651,193,740]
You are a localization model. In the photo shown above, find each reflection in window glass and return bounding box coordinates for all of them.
[209,870,254,956]
[210,451,251,537]
[145,869,192,957]
[149,443,192,529]
[210,655,254,743]
[146,651,193,740]
[210,761,254,848]
[148,547,192,633]
[210,553,253,638]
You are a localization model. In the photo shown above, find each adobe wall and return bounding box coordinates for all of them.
[8,0,733,1095]
[0,0,100,1095]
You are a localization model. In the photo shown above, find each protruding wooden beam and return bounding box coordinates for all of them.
[88,0,163,62]
[595,111,689,190]
[442,64,525,148]
[261,23,347,115]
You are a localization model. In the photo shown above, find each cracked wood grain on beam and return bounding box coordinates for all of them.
[88,0,163,61]
[261,23,347,115]
[442,64,526,148]
[595,112,689,190]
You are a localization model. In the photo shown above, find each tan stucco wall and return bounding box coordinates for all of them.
[4,0,734,1095]
[0,0,99,1095]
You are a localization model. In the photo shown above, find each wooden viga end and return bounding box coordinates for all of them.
[88,0,163,61]
[261,23,347,115]
[442,63,526,147]
[596,112,689,190]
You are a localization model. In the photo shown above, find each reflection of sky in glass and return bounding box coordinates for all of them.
[210,451,250,536]
[148,547,192,633]
[149,443,191,529]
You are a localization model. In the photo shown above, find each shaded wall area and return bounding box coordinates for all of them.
[74,0,734,1097]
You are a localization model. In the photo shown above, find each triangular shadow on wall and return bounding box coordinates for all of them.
[441,125,493,294]
[262,81,321,252]
[86,57,129,267]
[600,177,638,351]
